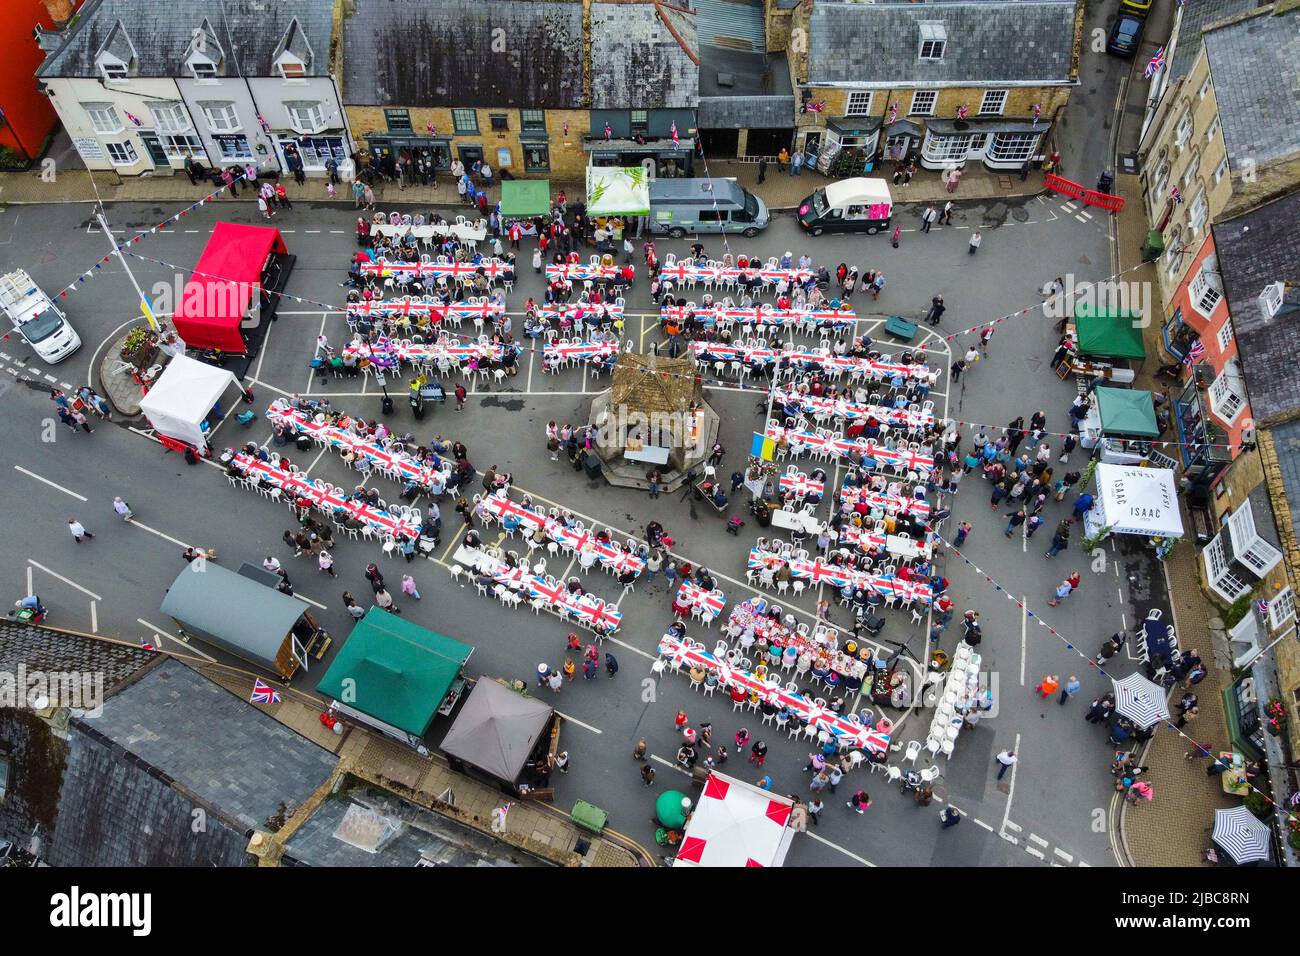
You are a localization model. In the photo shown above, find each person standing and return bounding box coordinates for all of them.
[847,788,871,814]
[940,806,962,828]
[633,737,648,760]
[641,763,656,786]
[1035,674,1060,699]
[68,518,94,543]
[921,206,937,233]
[758,156,769,184]
[318,549,337,577]
[994,749,1017,780]
[274,181,292,210]
[374,586,400,613]
[257,194,275,220]
[1059,674,1081,705]
[749,739,768,767]
[112,497,134,521]
[553,751,570,774]
[950,358,967,382]
[71,409,94,433]
[1004,510,1026,537]
[968,231,982,255]
[807,797,824,826]
[792,151,804,176]
[941,200,954,225]
[401,574,421,600]
[777,147,789,173]
[925,295,945,325]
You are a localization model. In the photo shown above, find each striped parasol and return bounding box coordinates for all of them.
[1111,672,1170,729]
[1212,806,1273,864]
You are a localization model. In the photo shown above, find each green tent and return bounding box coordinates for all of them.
[500,179,551,218]
[1074,303,1147,360]
[316,609,473,739]
[1095,386,1160,438]
[586,166,651,216]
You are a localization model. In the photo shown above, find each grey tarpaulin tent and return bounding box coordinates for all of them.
[439,679,554,784]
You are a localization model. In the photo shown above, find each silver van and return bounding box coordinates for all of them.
[648,178,770,238]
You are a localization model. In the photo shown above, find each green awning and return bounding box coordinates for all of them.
[1075,303,1148,360]
[499,179,551,218]
[1095,386,1159,438]
[586,166,651,216]
[316,609,473,738]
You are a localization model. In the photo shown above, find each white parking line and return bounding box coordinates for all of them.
[973,818,995,832]
[14,466,87,501]
[1054,847,1074,862]
[1028,833,1049,847]
[554,710,603,734]
[650,754,688,775]
[1026,846,1046,860]
[805,831,877,867]
[999,831,1019,845]
[137,617,216,661]
[126,518,192,549]
[291,592,329,611]
[27,559,103,601]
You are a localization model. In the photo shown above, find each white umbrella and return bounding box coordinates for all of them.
[1111,672,1170,729]
[1212,806,1272,864]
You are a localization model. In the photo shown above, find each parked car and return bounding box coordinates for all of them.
[1106,12,1146,57]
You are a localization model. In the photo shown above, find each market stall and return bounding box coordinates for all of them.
[439,678,558,796]
[673,771,796,867]
[499,179,551,219]
[138,353,242,454]
[1057,304,1145,382]
[1084,463,1184,543]
[585,166,650,217]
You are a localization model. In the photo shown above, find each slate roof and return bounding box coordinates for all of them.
[1266,418,1300,546]
[0,620,155,686]
[281,782,548,867]
[37,0,334,78]
[342,0,586,108]
[1203,4,1300,175]
[1211,188,1300,424]
[590,1,700,109]
[698,38,792,128]
[1166,0,1262,83]
[85,659,338,831]
[806,0,1079,86]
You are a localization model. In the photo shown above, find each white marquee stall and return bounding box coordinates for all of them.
[1085,463,1185,539]
[138,354,241,453]
[672,771,796,868]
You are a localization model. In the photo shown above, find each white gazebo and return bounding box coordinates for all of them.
[672,771,796,868]
[138,354,241,452]
[1085,463,1184,539]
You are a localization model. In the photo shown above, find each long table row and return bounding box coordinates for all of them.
[479,493,646,577]
[764,423,937,474]
[691,342,933,382]
[770,388,936,430]
[453,544,623,633]
[748,548,934,603]
[661,304,854,331]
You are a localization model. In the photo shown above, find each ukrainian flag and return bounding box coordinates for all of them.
[750,431,776,461]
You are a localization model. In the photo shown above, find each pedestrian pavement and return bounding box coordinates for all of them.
[195,662,648,867]
[0,162,1045,214]
[1113,174,1237,867]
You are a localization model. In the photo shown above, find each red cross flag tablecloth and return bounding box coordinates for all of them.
[265,404,449,489]
[545,263,622,281]
[763,424,936,474]
[537,302,625,322]
[543,340,620,361]
[676,580,726,615]
[232,454,419,539]
[839,484,932,519]
[777,470,825,499]
[658,634,890,754]
[771,387,935,429]
[359,258,511,280]
[479,493,644,576]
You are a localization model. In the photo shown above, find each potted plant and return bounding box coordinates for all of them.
[120,325,159,370]
[1265,698,1288,737]
[1243,792,1271,819]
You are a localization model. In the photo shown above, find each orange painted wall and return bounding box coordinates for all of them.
[0,0,62,160]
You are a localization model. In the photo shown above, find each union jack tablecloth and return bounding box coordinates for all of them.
[764,424,936,474]
[660,305,854,330]
[676,580,726,615]
[359,258,512,280]
[771,387,935,429]
[839,484,931,519]
[545,263,623,281]
[266,405,450,489]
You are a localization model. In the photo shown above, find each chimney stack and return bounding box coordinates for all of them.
[42,0,76,29]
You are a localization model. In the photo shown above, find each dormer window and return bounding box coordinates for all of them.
[919,23,946,61]
[277,53,307,79]
[189,54,218,79]
[186,20,223,79]
[1259,281,1285,320]
[98,54,128,82]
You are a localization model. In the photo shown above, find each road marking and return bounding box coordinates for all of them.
[1054,847,1074,862]
[805,831,877,867]
[1028,833,1049,847]
[1075,214,1090,224]
[973,818,995,832]
[1004,820,1022,832]
[554,710,603,734]
[1025,846,1046,860]
[303,446,329,475]
[43,373,56,382]
[90,601,97,633]
[28,559,103,601]
[1001,734,1020,833]
[14,466,88,501]
[607,635,656,661]
[126,518,192,549]
[999,831,1019,845]
[137,617,216,661]
[291,592,328,611]
[1020,596,1027,686]
[650,754,688,775]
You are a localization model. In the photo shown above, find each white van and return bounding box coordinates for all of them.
[0,269,81,364]
[798,177,894,236]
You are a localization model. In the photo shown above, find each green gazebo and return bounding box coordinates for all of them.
[1094,386,1160,438]
[1074,303,1147,361]
[500,179,551,218]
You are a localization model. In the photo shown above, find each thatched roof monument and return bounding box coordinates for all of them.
[588,350,719,492]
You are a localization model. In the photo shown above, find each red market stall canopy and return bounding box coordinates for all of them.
[173,223,286,354]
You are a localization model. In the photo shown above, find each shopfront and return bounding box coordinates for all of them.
[1172,378,1233,483]
[1162,307,1201,363]
[364,134,453,170]
[814,119,881,176]
[275,134,348,172]
[919,118,1046,171]
[586,138,694,177]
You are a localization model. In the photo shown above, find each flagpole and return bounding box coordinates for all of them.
[95,206,160,332]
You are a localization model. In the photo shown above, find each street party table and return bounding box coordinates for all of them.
[747,549,934,604]
[359,257,513,281]
[778,470,825,499]
[689,342,932,382]
[840,484,932,520]
[660,304,854,331]
[675,580,726,617]
[657,262,814,288]
[391,339,516,365]
[545,262,624,282]
[771,387,935,429]
[658,634,891,754]
[543,340,621,362]
[265,403,450,489]
[537,302,625,322]
[838,525,935,561]
[348,298,504,321]
[764,423,936,474]
[231,454,419,539]
[479,493,644,577]
[454,545,623,632]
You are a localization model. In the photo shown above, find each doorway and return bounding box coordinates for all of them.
[138,132,170,170]
[457,144,485,168]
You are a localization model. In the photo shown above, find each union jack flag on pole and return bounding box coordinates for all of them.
[1144,46,1166,78]
[1183,337,1206,366]
[250,679,282,705]
[1170,186,1184,204]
